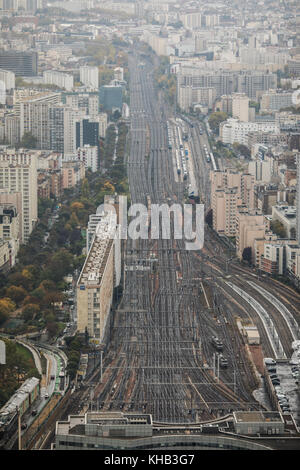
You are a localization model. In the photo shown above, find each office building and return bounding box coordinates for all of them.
[0,51,38,76]
[99,85,123,111]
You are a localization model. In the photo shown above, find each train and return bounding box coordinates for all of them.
[188,184,200,203]
[211,336,223,351]
[219,355,228,368]
[180,115,194,128]
[210,152,218,171]
[0,377,40,445]
[166,122,172,149]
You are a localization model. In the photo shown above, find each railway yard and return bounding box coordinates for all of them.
[12,47,300,451]
[80,48,300,426]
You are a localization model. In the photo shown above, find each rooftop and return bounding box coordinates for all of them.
[233,411,283,423]
[78,212,117,286]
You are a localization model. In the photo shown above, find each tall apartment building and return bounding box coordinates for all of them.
[236,207,266,262]
[261,90,294,112]
[0,69,15,91]
[214,95,233,114]
[64,92,99,117]
[43,70,74,91]
[76,211,120,343]
[0,191,22,241]
[49,104,85,155]
[75,117,102,159]
[19,92,61,149]
[210,169,255,236]
[114,67,124,82]
[5,114,20,146]
[232,93,249,122]
[177,85,216,111]
[237,72,277,100]
[297,154,300,245]
[0,204,20,267]
[180,12,202,29]
[0,51,38,76]
[80,66,99,89]
[0,150,37,242]
[75,145,98,173]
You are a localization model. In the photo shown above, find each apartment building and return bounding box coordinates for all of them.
[19,92,61,149]
[43,70,74,91]
[0,69,15,91]
[61,161,85,190]
[0,204,20,267]
[76,211,120,343]
[76,145,98,173]
[64,92,99,118]
[261,90,293,113]
[210,169,255,236]
[80,66,99,89]
[272,205,296,239]
[232,93,249,122]
[220,118,279,146]
[236,207,266,262]
[0,150,37,242]
[4,114,20,146]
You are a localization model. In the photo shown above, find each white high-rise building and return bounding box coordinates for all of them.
[0,69,15,91]
[43,70,74,91]
[220,118,279,146]
[80,66,99,89]
[114,67,124,82]
[76,145,98,173]
[0,150,38,243]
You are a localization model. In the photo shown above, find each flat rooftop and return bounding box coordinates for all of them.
[234,411,283,423]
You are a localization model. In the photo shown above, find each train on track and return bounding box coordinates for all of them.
[211,336,223,351]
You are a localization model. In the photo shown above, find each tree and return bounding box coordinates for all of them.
[22,304,40,322]
[18,132,37,149]
[6,285,27,305]
[232,143,251,159]
[0,298,15,325]
[270,220,287,238]
[208,112,228,134]
[205,209,213,227]
[242,247,252,264]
